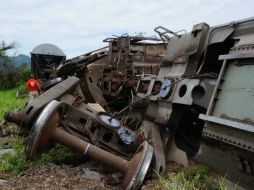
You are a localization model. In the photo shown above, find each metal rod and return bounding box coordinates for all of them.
[52,126,128,174]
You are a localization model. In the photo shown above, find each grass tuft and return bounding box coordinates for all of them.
[0,137,74,174]
[156,165,235,190]
[35,144,74,165]
[0,138,29,173]
[0,85,28,122]
[0,86,75,174]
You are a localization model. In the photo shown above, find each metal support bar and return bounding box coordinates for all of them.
[199,114,254,133]
[219,52,254,60]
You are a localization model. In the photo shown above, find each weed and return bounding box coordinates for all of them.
[156,165,234,190]
[0,86,28,121]
[36,144,74,165]
[0,137,74,174]
[0,138,29,173]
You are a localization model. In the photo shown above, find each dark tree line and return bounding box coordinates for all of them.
[0,41,30,90]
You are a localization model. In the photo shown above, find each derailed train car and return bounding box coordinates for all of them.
[135,17,254,189]
[31,43,66,81]
[5,17,254,189]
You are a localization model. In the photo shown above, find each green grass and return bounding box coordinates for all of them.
[35,144,74,165]
[0,137,74,174]
[0,85,28,121]
[0,85,75,174]
[157,165,237,190]
[0,138,29,173]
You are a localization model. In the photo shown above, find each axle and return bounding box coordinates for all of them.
[24,100,153,190]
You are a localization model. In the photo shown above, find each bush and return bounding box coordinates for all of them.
[19,67,31,84]
[0,40,31,90]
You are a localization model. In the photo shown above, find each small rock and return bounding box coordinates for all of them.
[0,148,16,158]
[46,163,57,169]
[105,173,122,185]
[0,179,7,185]
[81,168,102,181]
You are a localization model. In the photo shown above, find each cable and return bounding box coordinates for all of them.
[109,73,196,121]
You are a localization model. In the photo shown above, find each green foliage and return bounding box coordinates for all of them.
[19,67,31,84]
[0,85,74,174]
[157,165,233,190]
[0,138,29,173]
[36,144,74,165]
[0,65,31,90]
[0,41,14,58]
[0,41,17,89]
[0,136,74,174]
[0,86,28,121]
[0,40,31,90]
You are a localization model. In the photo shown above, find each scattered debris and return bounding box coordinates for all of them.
[3,17,254,189]
[81,168,102,181]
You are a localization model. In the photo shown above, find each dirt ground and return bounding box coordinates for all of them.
[0,158,185,190]
[1,161,121,190]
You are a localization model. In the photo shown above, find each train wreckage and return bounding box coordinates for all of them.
[4,17,254,189]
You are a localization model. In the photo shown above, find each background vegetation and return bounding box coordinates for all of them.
[0,40,31,121]
[0,40,31,90]
[0,86,28,122]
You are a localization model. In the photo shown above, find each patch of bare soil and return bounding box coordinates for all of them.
[1,160,185,190]
[1,161,121,190]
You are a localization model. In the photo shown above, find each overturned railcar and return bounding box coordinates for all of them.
[5,17,254,190]
[136,17,254,189]
[199,18,254,189]
[31,43,66,81]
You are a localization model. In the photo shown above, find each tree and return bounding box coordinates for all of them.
[0,41,19,89]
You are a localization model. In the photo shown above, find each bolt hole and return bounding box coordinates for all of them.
[103,132,113,142]
[191,85,205,101]
[79,117,87,124]
[90,126,97,134]
[179,84,187,97]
